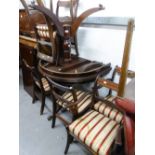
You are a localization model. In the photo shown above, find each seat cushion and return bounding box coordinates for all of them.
[104,95,116,102]
[94,100,123,124]
[35,78,50,92]
[69,110,120,155]
[57,90,92,113]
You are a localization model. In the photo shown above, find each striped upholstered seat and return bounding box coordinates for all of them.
[57,90,92,113]
[69,110,120,155]
[35,77,51,92]
[36,24,57,40]
[94,100,123,124]
[104,95,116,102]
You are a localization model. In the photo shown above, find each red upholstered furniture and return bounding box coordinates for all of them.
[115,98,135,155]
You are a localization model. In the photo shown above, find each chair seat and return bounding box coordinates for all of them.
[35,77,51,92]
[104,95,116,102]
[57,90,92,113]
[94,100,123,124]
[69,110,120,155]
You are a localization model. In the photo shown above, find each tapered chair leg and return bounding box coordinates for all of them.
[52,102,57,128]
[74,35,79,57]
[40,95,45,115]
[32,86,36,104]
[64,129,73,154]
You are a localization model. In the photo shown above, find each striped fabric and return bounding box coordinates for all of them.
[35,78,50,92]
[104,95,116,102]
[36,24,56,39]
[57,90,92,113]
[94,100,123,124]
[69,110,120,155]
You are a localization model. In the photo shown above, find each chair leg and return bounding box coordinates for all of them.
[74,35,79,57]
[40,95,45,115]
[52,102,57,128]
[32,84,37,104]
[64,128,73,154]
[32,88,36,104]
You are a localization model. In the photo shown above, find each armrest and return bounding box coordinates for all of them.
[115,97,135,115]
[22,59,34,71]
[97,78,118,91]
[46,76,73,91]
[123,115,135,155]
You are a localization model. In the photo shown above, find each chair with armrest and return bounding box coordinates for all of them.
[46,76,93,128]
[22,59,51,115]
[93,65,135,114]
[65,66,134,155]
[64,93,125,155]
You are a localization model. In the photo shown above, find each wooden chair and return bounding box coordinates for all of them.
[46,76,93,128]
[34,23,57,64]
[56,0,79,56]
[64,94,124,154]
[22,59,51,115]
[63,67,132,155]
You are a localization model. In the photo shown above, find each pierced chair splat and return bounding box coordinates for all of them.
[64,96,124,155]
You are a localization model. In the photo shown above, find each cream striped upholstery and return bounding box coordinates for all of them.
[35,78,50,92]
[36,24,50,39]
[36,24,57,39]
[94,100,123,124]
[69,110,120,155]
[57,90,92,113]
[104,95,116,102]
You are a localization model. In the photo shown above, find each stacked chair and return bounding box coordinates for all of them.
[56,0,79,56]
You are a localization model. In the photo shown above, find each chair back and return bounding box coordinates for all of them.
[93,65,135,98]
[46,77,79,114]
[34,24,56,64]
[56,0,79,23]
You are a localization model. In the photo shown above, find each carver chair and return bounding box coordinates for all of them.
[22,59,51,115]
[46,76,93,128]
[64,94,124,155]
[92,65,135,115]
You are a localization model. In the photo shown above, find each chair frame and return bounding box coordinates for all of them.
[92,65,135,100]
[56,0,80,57]
[22,59,51,115]
[64,96,125,155]
[46,76,93,128]
[64,19,135,155]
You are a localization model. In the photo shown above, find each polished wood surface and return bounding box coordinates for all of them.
[39,59,111,83]
[19,35,37,48]
[118,19,134,97]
